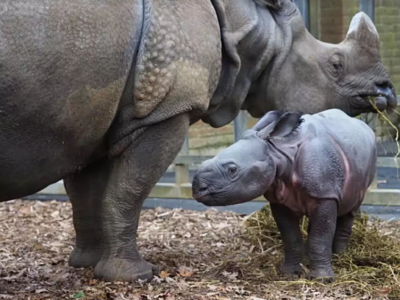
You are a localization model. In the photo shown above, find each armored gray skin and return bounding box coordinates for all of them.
[0,0,395,282]
[192,108,377,281]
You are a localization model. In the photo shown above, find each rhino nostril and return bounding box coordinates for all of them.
[199,187,207,193]
[375,83,394,97]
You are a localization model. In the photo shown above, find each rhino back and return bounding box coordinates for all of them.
[0,0,143,199]
[106,0,222,157]
[297,109,376,215]
[131,0,221,119]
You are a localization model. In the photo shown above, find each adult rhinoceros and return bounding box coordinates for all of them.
[0,0,396,282]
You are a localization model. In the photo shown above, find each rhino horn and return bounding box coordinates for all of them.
[346,12,380,52]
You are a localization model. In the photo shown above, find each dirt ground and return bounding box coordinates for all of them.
[0,200,399,300]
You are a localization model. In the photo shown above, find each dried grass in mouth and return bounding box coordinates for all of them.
[367,96,400,167]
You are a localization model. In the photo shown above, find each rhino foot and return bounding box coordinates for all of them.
[332,240,348,254]
[308,267,335,283]
[279,262,304,277]
[93,258,160,282]
[69,248,103,268]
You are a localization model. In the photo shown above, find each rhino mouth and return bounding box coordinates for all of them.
[356,85,397,115]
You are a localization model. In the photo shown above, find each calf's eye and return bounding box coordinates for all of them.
[228,166,237,175]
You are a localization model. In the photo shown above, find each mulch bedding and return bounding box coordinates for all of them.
[0,200,399,300]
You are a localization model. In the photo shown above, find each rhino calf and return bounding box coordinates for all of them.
[192,109,377,281]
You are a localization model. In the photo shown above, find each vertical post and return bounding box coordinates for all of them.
[175,136,190,185]
[360,0,378,190]
[308,0,319,38]
[294,0,310,30]
[359,0,376,131]
[359,0,375,22]
[234,111,248,142]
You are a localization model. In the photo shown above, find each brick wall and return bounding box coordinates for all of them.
[317,0,359,43]
[187,120,235,155]
[317,0,400,93]
[375,0,400,93]
[316,0,400,139]
[374,0,400,138]
[186,0,400,154]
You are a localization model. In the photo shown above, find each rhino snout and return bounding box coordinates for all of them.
[375,85,397,113]
[192,173,222,206]
[192,175,208,200]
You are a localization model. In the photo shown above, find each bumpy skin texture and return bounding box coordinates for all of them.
[0,0,395,283]
[0,0,220,282]
[0,0,143,199]
[192,109,377,281]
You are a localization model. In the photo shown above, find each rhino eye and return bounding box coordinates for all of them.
[329,54,344,77]
[227,165,237,175]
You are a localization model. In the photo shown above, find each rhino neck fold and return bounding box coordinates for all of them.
[202,0,283,127]
[243,15,298,118]
[268,139,299,182]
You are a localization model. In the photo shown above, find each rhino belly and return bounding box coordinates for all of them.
[0,0,143,200]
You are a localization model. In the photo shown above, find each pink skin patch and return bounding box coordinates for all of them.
[328,137,351,205]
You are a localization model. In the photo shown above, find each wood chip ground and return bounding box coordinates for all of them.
[0,200,399,300]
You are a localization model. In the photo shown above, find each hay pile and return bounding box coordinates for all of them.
[243,204,400,299]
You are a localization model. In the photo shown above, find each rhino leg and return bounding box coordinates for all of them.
[332,213,355,254]
[307,200,337,282]
[303,222,311,266]
[270,203,304,276]
[64,160,110,268]
[93,113,190,282]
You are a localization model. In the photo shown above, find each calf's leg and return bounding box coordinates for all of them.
[307,200,337,281]
[270,203,304,276]
[332,212,355,254]
[93,113,190,282]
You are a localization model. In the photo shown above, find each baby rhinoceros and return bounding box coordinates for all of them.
[192,108,377,281]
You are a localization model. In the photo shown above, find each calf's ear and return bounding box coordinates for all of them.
[258,122,278,140]
[268,111,304,138]
[252,110,284,131]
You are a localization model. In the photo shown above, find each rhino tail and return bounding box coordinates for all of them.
[107,0,152,157]
[117,0,152,109]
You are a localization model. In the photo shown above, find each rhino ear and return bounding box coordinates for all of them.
[346,12,380,51]
[254,0,283,9]
[252,110,284,131]
[258,121,278,140]
[268,111,304,138]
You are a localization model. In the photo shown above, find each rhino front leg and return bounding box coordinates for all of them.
[64,161,109,268]
[332,212,355,254]
[270,203,304,276]
[93,113,190,282]
[307,200,337,282]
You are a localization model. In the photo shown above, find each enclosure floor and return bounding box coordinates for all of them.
[0,200,399,300]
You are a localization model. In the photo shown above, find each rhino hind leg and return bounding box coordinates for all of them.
[332,212,355,254]
[270,203,304,277]
[64,160,109,268]
[93,113,190,282]
[306,200,337,282]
